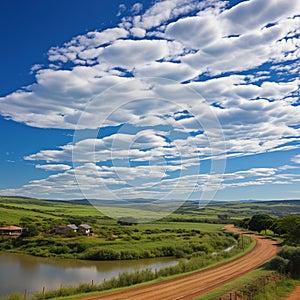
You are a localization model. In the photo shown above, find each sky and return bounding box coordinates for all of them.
[0,0,300,205]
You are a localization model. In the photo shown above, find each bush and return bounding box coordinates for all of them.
[269,256,289,274]
[269,246,300,278]
[50,245,70,255]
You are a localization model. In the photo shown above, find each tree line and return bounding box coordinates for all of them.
[239,214,300,246]
[238,214,300,278]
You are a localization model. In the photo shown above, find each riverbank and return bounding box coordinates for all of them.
[0,225,254,300]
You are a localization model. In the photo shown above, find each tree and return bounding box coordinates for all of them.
[239,217,250,229]
[270,218,283,236]
[117,217,137,225]
[21,224,39,237]
[248,214,274,233]
[280,215,300,245]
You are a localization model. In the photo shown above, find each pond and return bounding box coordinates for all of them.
[0,253,178,297]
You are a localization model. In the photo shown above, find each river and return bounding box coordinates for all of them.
[0,253,178,297]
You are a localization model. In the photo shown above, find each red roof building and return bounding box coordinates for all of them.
[0,225,23,236]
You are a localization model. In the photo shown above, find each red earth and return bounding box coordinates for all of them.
[285,286,300,300]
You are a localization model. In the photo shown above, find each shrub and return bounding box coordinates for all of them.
[269,246,300,278]
[269,256,289,274]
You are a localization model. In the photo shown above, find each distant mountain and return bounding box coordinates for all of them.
[2,195,300,207]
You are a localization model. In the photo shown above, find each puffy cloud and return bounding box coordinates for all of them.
[165,15,221,49]
[131,0,199,30]
[292,155,300,164]
[222,0,300,35]
[101,39,182,69]
[35,164,71,171]
[130,27,146,38]
[134,61,198,82]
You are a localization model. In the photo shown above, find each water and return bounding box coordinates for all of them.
[0,253,178,297]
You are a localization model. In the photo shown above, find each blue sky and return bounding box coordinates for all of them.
[0,0,299,203]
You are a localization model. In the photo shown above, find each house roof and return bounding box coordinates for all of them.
[67,224,78,230]
[0,225,23,231]
[79,224,91,229]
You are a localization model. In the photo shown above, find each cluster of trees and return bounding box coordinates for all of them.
[239,214,300,246]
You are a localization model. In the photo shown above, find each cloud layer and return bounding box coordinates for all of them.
[0,0,299,202]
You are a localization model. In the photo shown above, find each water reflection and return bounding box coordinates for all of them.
[0,253,178,296]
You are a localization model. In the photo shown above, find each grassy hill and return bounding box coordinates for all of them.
[1,196,300,227]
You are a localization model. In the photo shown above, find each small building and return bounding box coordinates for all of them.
[78,224,92,236]
[0,225,23,236]
[55,224,78,234]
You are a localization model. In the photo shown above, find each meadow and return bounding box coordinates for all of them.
[0,196,246,260]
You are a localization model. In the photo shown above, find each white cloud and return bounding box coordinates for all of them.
[134,61,198,82]
[101,39,181,69]
[36,164,71,171]
[165,15,221,49]
[292,155,300,164]
[131,3,143,15]
[130,27,146,38]
[117,4,127,17]
[222,0,300,35]
[131,0,198,30]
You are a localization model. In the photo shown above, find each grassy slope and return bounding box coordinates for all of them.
[198,269,300,300]
[1,197,300,224]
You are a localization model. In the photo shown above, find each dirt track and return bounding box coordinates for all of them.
[285,286,300,299]
[82,225,280,300]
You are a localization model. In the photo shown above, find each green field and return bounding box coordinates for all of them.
[175,199,300,219]
[0,196,250,260]
[1,196,298,261]
[1,196,300,225]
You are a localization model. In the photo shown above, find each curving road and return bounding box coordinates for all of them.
[82,225,280,300]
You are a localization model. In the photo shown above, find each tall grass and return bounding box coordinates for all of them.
[252,278,298,300]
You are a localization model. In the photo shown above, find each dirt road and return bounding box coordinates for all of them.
[82,225,280,300]
[285,286,300,300]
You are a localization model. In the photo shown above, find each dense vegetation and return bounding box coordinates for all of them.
[269,247,300,278]
[199,270,299,300]
[0,225,240,260]
[239,214,300,246]
[238,213,300,281]
[0,197,244,260]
